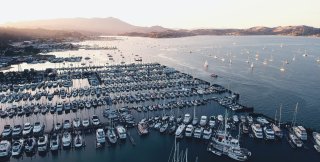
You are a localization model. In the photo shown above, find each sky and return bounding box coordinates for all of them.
[1,0,319,29]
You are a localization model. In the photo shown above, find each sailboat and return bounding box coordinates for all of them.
[280,62,285,72]
[292,55,296,61]
[269,55,273,62]
[250,62,254,69]
[289,103,303,147]
[272,105,283,138]
[204,60,209,68]
[316,57,320,63]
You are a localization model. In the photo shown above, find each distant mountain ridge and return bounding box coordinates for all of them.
[2,17,320,37]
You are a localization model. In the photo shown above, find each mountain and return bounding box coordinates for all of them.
[3,17,168,35]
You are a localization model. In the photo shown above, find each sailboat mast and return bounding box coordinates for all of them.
[279,104,282,127]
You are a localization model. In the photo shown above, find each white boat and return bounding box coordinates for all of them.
[96,129,106,143]
[37,134,48,152]
[22,122,33,136]
[209,116,216,128]
[203,128,212,140]
[50,134,60,151]
[256,117,269,125]
[263,126,275,140]
[62,132,72,148]
[12,125,22,138]
[185,124,194,137]
[33,122,44,135]
[204,60,209,68]
[0,140,11,157]
[107,128,117,144]
[92,115,100,126]
[251,124,263,139]
[82,119,90,128]
[73,118,81,128]
[199,116,208,126]
[175,124,186,138]
[63,120,71,130]
[193,126,204,139]
[250,62,254,69]
[272,124,283,138]
[74,133,84,148]
[138,121,149,135]
[217,115,224,122]
[227,147,251,161]
[116,125,127,139]
[192,117,198,126]
[1,125,12,138]
[289,132,303,148]
[183,114,192,124]
[12,140,23,156]
[160,123,169,133]
[293,126,308,140]
[232,115,239,123]
[55,123,62,131]
[313,132,320,146]
[247,116,253,123]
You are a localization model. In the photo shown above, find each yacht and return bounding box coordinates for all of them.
[37,134,48,152]
[96,129,106,144]
[1,125,12,138]
[289,132,303,148]
[193,126,204,139]
[33,122,44,135]
[185,124,194,137]
[203,128,212,140]
[256,117,269,125]
[12,140,23,156]
[312,132,320,152]
[175,124,186,138]
[263,126,275,140]
[22,122,33,136]
[50,133,60,151]
[232,115,239,123]
[0,140,11,157]
[82,118,90,128]
[73,118,81,128]
[62,132,72,148]
[107,128,117,144]
[227,147,251,161]
[217,115,224,122]
[271,124,283,138]
[183,114,192,124]
[160,123,169,133]
[24,137,36,153]
[293,126,307,140]
[74,133,84,148]
[199,116,208,126]
[92,115,100,126]
[116,125,127,140]
[209,116,216,128]
[12,125,22,138]
[251,124,263,139]
[138,121,149,135]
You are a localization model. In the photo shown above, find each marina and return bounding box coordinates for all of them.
[0,36,320,162]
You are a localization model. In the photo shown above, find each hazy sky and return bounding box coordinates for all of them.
[1,0,319,28]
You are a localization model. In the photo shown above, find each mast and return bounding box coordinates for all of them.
[291,103,298,127]
[279,104,282,127]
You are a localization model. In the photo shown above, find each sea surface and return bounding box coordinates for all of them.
[2,35,320,162]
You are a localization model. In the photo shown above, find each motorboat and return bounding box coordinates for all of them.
[200,116,208,126]
[62,132,72,148]
[271,124,283,138]
[0,140,11,157]
[217,115,223,122]
[137,121,149,135]
[55,122,62,131]
[96,128,106,144]
[289,132,303,148]
[1,125,12,138]
[185,124,194,137]
[50,133,60,151]
[12,140,23,156]
[193,126,204,139]
[92,115,100,126]
[37,134,48,152]
[227,147,251,161]
[251,124,263,139]
[116,125,127,140]
[293,126,307,140]
[247,116,253,123]
[33,122,44,135]
[183,114,192,124]
[232,115,239,123]
[159,123,169,133]
[256,117,269,125]
[203,128,212,140]
[74,133,84,148]
[63,120,71,130]
[73,118,81,128]
[175,124,186,138]
[82,118,90,128]
[22,122,33,136]
[263,126,275,140]
[12,125,22,138]
[24,137,36,153]
[209,116,216,128]
[192,117,198,126]
[313,132,320,152]
[107,128,117,144]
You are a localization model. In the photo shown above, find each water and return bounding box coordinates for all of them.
[2,35,320,162]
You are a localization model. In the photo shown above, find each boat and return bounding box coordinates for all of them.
[263,126,275,140]
[313,132,320,146]
[256,117,269,125]
[12,140,23,156]
[24,137,36,153]
[116,125,127,140]
[193,126,204,139]
[250,62,254,69]
[63,120,71,130]
[50,133,60,151]
[211,73,218,78]
[96,128,106,144]
[138,121,149,135]
[185,124,194,137]
[160,123,169,133]
[209,116,216,128]
[204,60,208,68]
[12,125,22,138]
[192,117,198,126]
[37,134,48,152]
[227,147,251,161]
[232,115,239,123]
[247,116,253,123]
[92,115,100,126]
[22,122,33,136]
[293,126,308,141]
[73,118,81,128]
[217,115,223,122]
[251,124,263,139]
[183,114,192,124]
[62,131,72,148]
[82,118,90,128]
[289,132,303,148]
[74,133,84,148]
[107,128,117,144]
[175,124,186,138]
[55,122,62,131]
[33,121,44,135]
[199,116,208,126]
[1,125,12,138]
[0,140,11,157]
[203,128,212,140]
